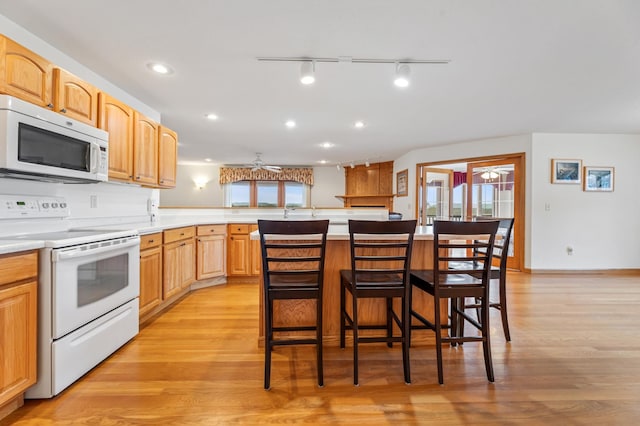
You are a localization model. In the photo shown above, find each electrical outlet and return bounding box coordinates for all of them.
[90,195,98,208]
[566,246,574,255]
[544,203,551,211]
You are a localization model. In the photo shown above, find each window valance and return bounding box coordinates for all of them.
[219,167,314,185]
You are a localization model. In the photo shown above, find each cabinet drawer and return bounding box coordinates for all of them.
[164,226,195,244]
[140,232,163,250]
[197,224,226,236]
[228,224,250,235]
[0,250,38,286]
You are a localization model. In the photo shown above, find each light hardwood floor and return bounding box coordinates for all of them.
[5,272,640,425]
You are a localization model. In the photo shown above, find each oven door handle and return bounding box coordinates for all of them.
[53,237,140,262]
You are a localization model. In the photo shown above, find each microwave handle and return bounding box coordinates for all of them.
[89,142,99,173]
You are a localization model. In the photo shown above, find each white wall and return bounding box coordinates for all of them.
[530,133,640,270]
[159,164,346,208]
[159,163,223,207]
[393,134,532,221]
[311,166,345,208]
[393,132,640,271]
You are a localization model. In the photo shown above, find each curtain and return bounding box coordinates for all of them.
[453,171,467,188]
[219,167,314,185]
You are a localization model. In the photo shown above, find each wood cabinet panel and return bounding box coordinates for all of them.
[140,232,162,250]
[139,246,162,317]
[99,92,134,182]
[163,228,195,299]
[0,251,37,286]
[250,224,261,276]
[158,126,177,188]
[133,111,159,185]
[197,235,226,280]
[0,35,53,108]
[196,225,226,236]
[52,68,98,126]
[341,160,395,210]
[0,250,37,410]
[227,233,250,276]
[0,281,37,407]
[164,226,195,244]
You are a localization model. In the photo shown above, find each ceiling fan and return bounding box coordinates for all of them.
[246,153,282,173]
[479,166,512,179]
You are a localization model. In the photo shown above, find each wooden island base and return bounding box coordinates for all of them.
[258,238,446,346]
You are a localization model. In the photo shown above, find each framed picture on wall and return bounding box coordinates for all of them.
[583,166,614,192]
[396,169,408,197]
[551,159,582,184]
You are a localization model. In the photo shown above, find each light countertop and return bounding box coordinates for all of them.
[0,240,45,255]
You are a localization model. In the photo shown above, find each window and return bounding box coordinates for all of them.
[256,181,278,207]
[228,181,250,207]
[225,180,309,208]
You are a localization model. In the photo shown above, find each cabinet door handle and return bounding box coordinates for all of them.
[148,239,154,243]
[60,108,67,113]
[47,103,54,108]
[180,242,186,247]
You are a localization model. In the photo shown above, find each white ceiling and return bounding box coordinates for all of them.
[1,1,639,168]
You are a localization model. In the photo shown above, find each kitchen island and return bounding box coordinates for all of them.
[253,225,444,346]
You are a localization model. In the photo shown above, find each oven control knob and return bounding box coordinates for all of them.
[51,203,59,208]
[60,203,67,208]
[42,203,50,209]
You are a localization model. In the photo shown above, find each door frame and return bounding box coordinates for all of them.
[415,152,525,271]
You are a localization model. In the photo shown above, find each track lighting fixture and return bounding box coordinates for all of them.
[365,161,370,167]
[300,61,315,85]
[350,162,355,169]
[257,56,449,87]
[394,63,411,88]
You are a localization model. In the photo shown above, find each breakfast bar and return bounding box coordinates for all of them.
[254,225,445,346]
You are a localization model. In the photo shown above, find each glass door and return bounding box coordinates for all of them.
[421,168,453,225]
[467,157,522,269]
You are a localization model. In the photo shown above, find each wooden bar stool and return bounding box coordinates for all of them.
[258,219,329,390]
[339,219,416,385]
[410,220,499,384]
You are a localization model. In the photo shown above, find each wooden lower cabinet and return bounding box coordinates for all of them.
[227,223,260,279]
[139,233,163,317]
[0,250,38,419]
[196,225,226,280]
[250,224,261,276]
[163,226,195,299]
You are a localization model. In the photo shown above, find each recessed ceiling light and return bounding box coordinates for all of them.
[206,113,219,120]
[317,160,328,164]
[147,62,174,75]
[205,158,212,162]
[285,120,296,128]
[354,121,365,129]
[320,141,334,149]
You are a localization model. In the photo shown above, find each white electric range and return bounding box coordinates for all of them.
[0,194,140,398]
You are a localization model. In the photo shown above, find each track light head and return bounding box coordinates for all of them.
[300,61,315,85]
[365,161,370,167]
[394,63,411,88]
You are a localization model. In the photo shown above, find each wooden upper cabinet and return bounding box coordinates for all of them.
[378,161,394,194]
[133,111,159,186]
[0,35,53,108]
[99,92,134,182]
[53,68,99,126]
[158,126,178,188]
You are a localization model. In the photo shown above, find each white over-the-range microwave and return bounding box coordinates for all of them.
[0,94,108,183]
